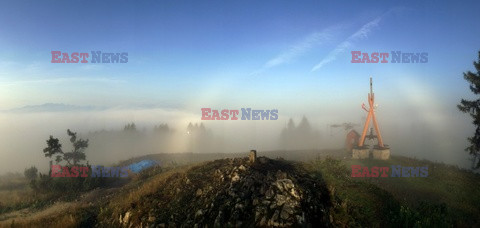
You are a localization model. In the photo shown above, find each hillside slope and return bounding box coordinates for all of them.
[99,157,332,227]
[2,151,479,227]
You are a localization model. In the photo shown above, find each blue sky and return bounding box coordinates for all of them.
[1,0,480,171]
[0,0,479,114]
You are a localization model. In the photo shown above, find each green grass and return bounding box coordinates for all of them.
[314,155,480,227]
[305,157,400,227]
[346,156,480,222]
[2,153,480,227]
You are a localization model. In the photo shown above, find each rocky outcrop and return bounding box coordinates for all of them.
[113,156,331,227]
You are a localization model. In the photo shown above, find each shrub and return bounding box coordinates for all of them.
[24,166,38,180]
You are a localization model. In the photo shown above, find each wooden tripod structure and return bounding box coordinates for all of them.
[358,77,384,148]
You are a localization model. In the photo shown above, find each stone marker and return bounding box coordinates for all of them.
[249,150,257,163]
[373,148,390,160]
[352,148,369,159]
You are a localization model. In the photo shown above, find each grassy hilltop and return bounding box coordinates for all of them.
[0,150,479,227]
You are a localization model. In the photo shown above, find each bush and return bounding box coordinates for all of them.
[24,166,38,180]
[31,165,119,195]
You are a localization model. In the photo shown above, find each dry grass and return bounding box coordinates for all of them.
[0,174,32,209]
[0,202,91,228]
[107,163,197,211]
[0,189,32,208]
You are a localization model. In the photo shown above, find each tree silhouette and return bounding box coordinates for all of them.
[24,166,38,180]
[280,116,319,150]
[124,122,137,132]
[43,136,63,163]
[43,129,89,165]
[458,51,480,169]
[297,116,313,134]
[287,118,295,130]
[154,123,170,134]
[186,122,213,153]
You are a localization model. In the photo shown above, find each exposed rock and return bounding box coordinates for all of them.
[109,156,331,227]
[121,211,131,225]
[231,172,240,182]
[238,165,246,171]
[195,209,203,218]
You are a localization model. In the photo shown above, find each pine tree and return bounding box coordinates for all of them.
[458,51,480,169]
[43,129,88,166]
[124,122,137,132]
[297,116,312,133]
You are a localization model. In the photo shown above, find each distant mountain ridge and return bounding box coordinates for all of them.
[3,102,181,113]
[5,103,103,113]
